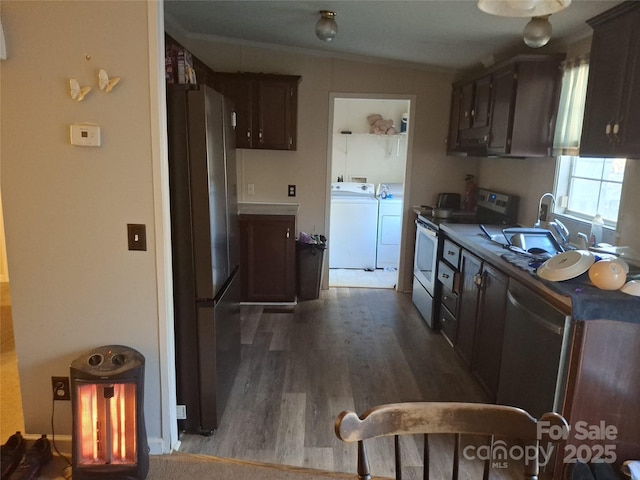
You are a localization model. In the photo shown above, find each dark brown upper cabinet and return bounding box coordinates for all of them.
[447,54,563,158]
[580,2,640,158]
[164,35,301,152]
[213,73,301,151]
[456,75,492,147]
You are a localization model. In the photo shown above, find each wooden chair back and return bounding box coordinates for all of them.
[335,402,568,480]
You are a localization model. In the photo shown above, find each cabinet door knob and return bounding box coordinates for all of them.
[447,250,455,256]
[286,227,290,239]
[441,273,450,279]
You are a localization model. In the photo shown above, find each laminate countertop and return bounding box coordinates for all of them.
[238,202,300,215]
[439,223,573,314]
[440,223,640,323]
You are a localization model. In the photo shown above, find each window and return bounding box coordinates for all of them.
[557,156,626,225]
[553,56,626,227]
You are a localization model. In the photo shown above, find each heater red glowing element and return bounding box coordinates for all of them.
[76,383,137,465]
[71,345,148,480]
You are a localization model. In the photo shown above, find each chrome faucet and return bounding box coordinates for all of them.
[534,192,570,245]
[549,218,570,245]
[534,192,555,228]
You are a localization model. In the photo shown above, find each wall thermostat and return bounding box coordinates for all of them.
[70,124,101,147]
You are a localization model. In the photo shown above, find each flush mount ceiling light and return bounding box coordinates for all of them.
[523,15,553,48]
[315,10,337,42]
[478,0,569,48]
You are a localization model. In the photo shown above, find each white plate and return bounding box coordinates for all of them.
[536,250,595,282]
[620,280,640,296]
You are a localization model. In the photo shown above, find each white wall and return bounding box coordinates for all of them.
[0,1,174,452]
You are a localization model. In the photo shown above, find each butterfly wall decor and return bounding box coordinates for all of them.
[98,68,120,93]
[69,78,91,102]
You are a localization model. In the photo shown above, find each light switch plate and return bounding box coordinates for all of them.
[127,224,147,251]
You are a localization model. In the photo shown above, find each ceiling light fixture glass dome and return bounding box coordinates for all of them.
[315,10,337,42]
[523,15,552,48]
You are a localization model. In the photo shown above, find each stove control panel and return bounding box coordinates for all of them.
[476,188,519,225]
[477,188,516,214]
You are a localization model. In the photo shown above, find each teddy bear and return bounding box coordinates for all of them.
[367,113,397,135]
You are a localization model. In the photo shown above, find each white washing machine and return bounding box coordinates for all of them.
[376,183,404,269]
[329,182,378,270]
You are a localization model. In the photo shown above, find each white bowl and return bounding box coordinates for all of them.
[537,250,595,282]
[620,280,640,296]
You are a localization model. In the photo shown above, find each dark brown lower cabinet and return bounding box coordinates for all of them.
[453,248,509,400]
[456,250,482,366]
[240,214,296,302]
[471,263,508,400]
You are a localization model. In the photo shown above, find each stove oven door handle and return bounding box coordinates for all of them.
[415,219,438,237]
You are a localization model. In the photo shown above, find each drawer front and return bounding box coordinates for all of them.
[440,284,458,316]
[442,240,461,269]
[439,303,458,344]
[438,260,455,292]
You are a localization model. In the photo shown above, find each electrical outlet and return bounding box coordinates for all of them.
[51,376,71,401]
[248,183,255,195]
[288,185,296,197]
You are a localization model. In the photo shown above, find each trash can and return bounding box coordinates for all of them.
[296,235,327,301]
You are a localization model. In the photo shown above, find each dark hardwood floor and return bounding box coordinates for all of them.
[179,287,495,478]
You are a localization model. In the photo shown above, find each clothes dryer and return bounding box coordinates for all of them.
[376,183,404,269]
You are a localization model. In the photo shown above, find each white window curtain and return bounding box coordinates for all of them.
[553,55,589,156]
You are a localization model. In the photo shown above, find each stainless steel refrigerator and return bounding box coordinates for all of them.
[166,84,241,434]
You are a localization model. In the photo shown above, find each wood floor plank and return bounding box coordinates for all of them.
[304,447,335,472]
[179,288,494,477]
[275,392,307,466]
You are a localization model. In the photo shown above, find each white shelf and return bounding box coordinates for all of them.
[337,132,407,138]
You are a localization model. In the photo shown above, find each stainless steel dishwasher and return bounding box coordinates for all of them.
[496,279,572,418]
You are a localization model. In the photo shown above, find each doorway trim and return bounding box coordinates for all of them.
[324,92,417,292]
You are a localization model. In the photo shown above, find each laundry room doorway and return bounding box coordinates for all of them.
[326,94,413,289]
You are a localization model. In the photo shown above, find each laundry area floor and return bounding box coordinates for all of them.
[328,268,397,289]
